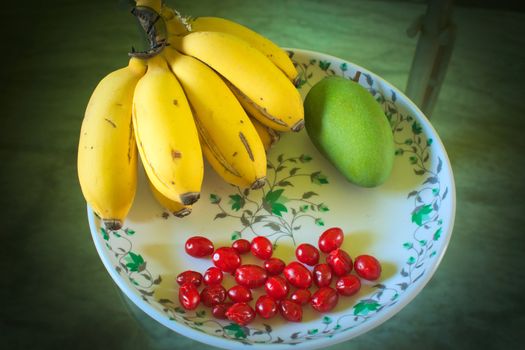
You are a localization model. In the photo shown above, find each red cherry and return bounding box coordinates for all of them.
[203,267,223,285]
[234,264,268,289]
[263,258,285,275]
[200,284,227,307]
[290,289,311,305]
[251,236,273,260]
[225,302,256,325]
[326,249,353,276]
[279,299,302,322]
[212,247,241,273]
[318,227,344,253]
[228,285,253,303]
[311,287,339,312]
[255,295,278,319]
[185,236,214,257]
[313,263,333,287]
[283,261,312,289]
[335,275,361,296]
[232,239,251,254]
[178,282,200,310]
[265,275,289,300]
[354,255,382,280]
[176,270,203,287]
[295,243,320,266]
[211,302,232,319]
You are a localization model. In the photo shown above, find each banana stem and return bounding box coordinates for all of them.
[128,5,167,59]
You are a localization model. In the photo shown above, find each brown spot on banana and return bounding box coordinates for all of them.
[239,132,254,162]
[171,149,182,159]
[173,99,178,106]
[105,118,117,128]
[127,120,134,164]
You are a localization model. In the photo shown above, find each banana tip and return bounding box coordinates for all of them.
[251,177,266,190]
[291,119,305,132]
[180,192,200,205]
[173,208,192,218]
[103,219,123,231]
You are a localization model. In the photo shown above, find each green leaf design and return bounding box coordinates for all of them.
[174,306,186,314]
[403,242,413,249]
[407,256,416,265]
[100,227,109,241]
[124,228,135,236]
[209,194,221,204]
[265,189,284,204]
[300,205,309,212]
[409,156,418,165]
[411,204,433,226]
[224,323,248,339]
[430,251,437,258]
[264,222,281,231]
[318,203,329,212]
[339,62,348,72]
[319,60,331,71]
[310,171,328,185]
[231,231,241,241]
[353,300,380,316]
[228,194,245,211]
[433,227,442,241]
[404,138,413,145]
[289,167,300,176]
[278,180,293,187]
[196,310,206,317]
[302,191,318,199]
[315,218,325,226]
[322,316,332,324]
[299,154,312,163]
[214,212,227,220]
[411,121,423,134]
[307,328,318,335]
[395,148,404,156]
[271,202,288,217]
[427,138,433,146]
[125,252,145,272]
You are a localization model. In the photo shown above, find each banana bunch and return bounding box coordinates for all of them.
[77,0,302,230]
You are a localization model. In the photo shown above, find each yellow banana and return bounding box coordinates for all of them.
[187,16,298,81]
[171,32,304,132]
[147,178,192,217]
[250,117,280,151]
[164,48,266,189]
[132,55,203,205]
[77,58,146,230]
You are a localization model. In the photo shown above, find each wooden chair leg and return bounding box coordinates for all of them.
[405,0,456,118]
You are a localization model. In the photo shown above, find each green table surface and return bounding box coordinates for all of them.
[2,0,524,349]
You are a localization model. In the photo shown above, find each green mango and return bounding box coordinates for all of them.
[304,76,394,187]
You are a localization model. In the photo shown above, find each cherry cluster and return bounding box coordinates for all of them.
[177,227,381,325]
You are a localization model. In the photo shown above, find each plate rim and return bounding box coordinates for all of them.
[88,48,456,350]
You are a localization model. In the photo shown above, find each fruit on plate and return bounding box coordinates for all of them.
[133,55,203,205]
[163,48,267,189]
[304,76,395,187]
[179,230,383,324]
[77,0,303,229]
[181,16,298,81]
[77,58,146,230]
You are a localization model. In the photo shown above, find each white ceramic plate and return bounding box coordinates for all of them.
[89,49,455,349]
